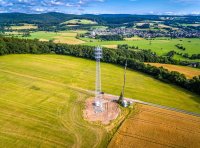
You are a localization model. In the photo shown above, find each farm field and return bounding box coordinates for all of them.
[109,104,200,148]
[9,24,38,30]
[84,38,200,59]
[62,19,97,25]
[0,54,200,113]
[90,26,108,29]
[0,54,200,147]
[24,30,86,44]
[3,29,200,61]
[146,63,200,78]
[0,55,108,147]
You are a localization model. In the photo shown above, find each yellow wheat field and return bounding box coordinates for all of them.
[146,63,200,78]
[109,104,200,148]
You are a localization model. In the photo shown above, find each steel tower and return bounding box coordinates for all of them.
[94,46,103,111]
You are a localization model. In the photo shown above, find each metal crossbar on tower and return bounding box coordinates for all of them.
[94,46,103,112]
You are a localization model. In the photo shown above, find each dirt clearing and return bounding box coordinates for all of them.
[83,95,121,125]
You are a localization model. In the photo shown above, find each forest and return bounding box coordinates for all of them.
[0,12,200,31]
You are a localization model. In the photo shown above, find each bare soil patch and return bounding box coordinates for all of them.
[83,95,121,125]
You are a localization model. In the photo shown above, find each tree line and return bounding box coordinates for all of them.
[0,36,199,95]
[95,35,124,41]
[167,50,200,63]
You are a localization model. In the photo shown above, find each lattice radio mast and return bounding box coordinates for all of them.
[94,46,103,112]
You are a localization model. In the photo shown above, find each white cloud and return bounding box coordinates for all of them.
[34,8,45,12]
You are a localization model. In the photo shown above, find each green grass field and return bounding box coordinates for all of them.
[90,26,108,29]
[0,54,200,147]
[84,38,200,61]
[0,55,108,147]
[23,30,87,44]
[0,54,199,112]
[62,19,97,25]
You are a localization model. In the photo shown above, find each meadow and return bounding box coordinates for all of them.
[62,19,97,25]
[24,30,86,44]
[109,104,200,148]
[146,63,200,78]
[0,54,200,147]
[84,38,200,61]
[0,55,108,147]
[0,55,200,113]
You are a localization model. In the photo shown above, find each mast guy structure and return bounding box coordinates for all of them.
[118,59,128,107]
[94,46,103,112]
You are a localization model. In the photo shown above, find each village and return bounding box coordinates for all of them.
[89,27,200,38]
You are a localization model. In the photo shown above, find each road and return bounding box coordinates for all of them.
[104,93,200,118]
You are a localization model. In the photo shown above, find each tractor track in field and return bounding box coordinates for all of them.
[134,108,200,124]
[1,68,200,148]
[0,97,56,118]
[1,68,200,117]
[0,68,93,96]
[72,94,105,148]
[0,130,67,147]
[127,118,200,135]
[57,93,105,148]
[0,68,105,147]
[118,131,184,148]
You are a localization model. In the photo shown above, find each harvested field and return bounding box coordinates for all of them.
[109,104,200,148]
[146,63,200,78]
[10,24,38,30]
[125,36,144,41]
[102,45,117,49]
[54,36,85,44]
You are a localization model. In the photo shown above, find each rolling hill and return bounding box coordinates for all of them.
[0,54,200,147]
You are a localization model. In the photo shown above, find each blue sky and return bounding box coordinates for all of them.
[0,0,199,14]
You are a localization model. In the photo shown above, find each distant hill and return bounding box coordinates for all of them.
[0,12,199,25]
[0,12,75,24]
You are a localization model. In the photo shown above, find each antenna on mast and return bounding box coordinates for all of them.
[118,59,128,106]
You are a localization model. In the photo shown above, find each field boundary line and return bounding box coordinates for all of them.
[104,94,200,117]
[137,108,200,123]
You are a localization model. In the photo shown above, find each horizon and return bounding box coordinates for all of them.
[0,11,200,16]
[0,0,200,15]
